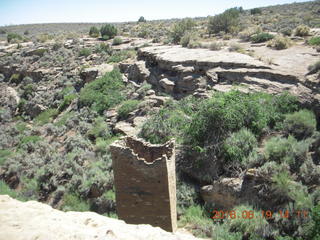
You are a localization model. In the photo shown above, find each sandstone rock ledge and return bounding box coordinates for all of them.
[0,195,199,240]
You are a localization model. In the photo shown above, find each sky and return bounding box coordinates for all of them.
[0,0,313,26]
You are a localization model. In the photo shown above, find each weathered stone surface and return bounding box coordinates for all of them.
[114,121,137,136]
[24,47,48,57]
[0,195,198,240]
[126,61,150,83]
[25,102,47,118]
[80,63,114,83]
[110,137,177,232]
[159,78,175,93]
[0,85,20,112]
[201,178,242,209]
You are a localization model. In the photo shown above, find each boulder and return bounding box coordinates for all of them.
[159,78,175,93]
[201,178,242,209]
[114,121,138,136]
[0,86,20,112]
[126,61,150,83]
[80,64,114,83]
[25,102,47,118]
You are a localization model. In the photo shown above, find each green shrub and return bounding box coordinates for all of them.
[186,91,298,148]
[208,7,241,34]
[79,69,125,114]
[95,43,112,54]
[19,135,42,148]
[223,128,258,165]
[180,32,193,47]
[264,136,309,171]
[100,24,117,40]
[138,16,146,23]
[58,94,77,112]
[225,205,268,237]
[89,26,100,38]
[34,109,58,125]
[267,36,292,50]
[308,37,320,46]
[212,224,242,240]
[21,83,36,99]
[55,111,75,127]
[79,48,91,57]
[139,97,200,144]
[112,37,123,45]
[171,18,195,43]
[7,33,23,43]
[87,117,111,141]
[305,203,320,239]
[250,8,262,15]
[179,205,213,238]
[117,100,141,119]
[281,28,293,36]
[0,180,18,198]
[9,73,21,84]
[61,193,90,212]
[295,25,310,37]
[107,50,136,63]
[281,110,317,140]
[251,32,274,43]
[308,60,320,74]
[0,149,12,166]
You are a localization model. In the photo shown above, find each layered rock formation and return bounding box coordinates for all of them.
[121,45,320,122]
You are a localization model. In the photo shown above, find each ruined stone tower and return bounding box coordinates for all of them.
[110,136,177,232]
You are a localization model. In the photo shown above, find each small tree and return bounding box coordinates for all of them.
[89,26,100,38]
[138,16,146,23]
[100,24,117,40]
[171,18,196,43]
[208,7,241,34]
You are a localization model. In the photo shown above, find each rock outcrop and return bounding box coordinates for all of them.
[0,195,199,240]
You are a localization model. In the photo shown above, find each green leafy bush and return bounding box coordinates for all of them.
[208,7,241,34]
[250,8,262,15]
[79,48,91,57]
[264,136,309,171]
[0,180,18,198]
[87,117,111,141]
[112,37,123,45]
[100,24,117,40]
[7,33,23,43]
[186,91,298,148]
[171,18,195,44]
[225,205,268,237]
[117,100,141,119]
[308,37,320,46]
[79,69,125,114]
[251,32,274,43]
[138,16,146,23]
[61,192,90,212]
[223,128,257,165]
[179,205,213,238]
[294,25,310,37]
[281,110,317,140]
[58,94,77,112]
[107,50,136,63]
[0,149,12,165]
[139,97,200,144]
[34,109,58,125]
[89,26,100,38]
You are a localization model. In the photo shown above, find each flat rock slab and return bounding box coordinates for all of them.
[0,195,199,240]
[139,45,270,70]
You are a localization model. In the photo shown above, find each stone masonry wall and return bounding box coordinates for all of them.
[110,137,177,232]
